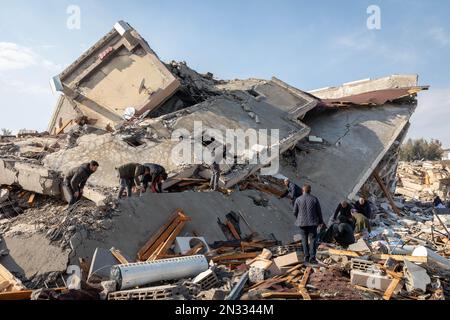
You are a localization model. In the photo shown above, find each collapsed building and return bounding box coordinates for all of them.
[2,21,448,301]
[396,161,450,202]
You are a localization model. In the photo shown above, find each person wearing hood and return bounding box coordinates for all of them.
[62,161,99,207]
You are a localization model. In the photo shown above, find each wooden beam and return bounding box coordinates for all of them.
[299,267,312,288]
[383,278,401,300]
[372,169,401,216]
[27,193,36,207]
[55,119,73,135]
[373,254,427,263]
[212,252,260,263]
[148,220,187,261]
[226,220,241,240]
[0,264,25,292]
[110,248,130,264]
[137,209,190,261]
[328,248,361,257]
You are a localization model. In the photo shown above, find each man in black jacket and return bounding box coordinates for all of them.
[353,197,372,219]
[62,161,99,207]
[293,184,325,264]
[281,178,303,206]
[141,163,168,194]
[116,163,146,199]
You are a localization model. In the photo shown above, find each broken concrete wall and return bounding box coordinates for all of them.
[279,103,416,221]
[49,21,181,132]
[309,74,419,99]
[0,159,60,196]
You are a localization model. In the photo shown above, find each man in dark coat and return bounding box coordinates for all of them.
[62,161,99,207]
[116,163,146,199]
[353,197,372,219]
[281,178,303,206]
[293,184,325,264]
[141,163,168,194]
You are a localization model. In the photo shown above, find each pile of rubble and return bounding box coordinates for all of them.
[2,195,449,301]
[396,161,450,202]
[2,20,448,301]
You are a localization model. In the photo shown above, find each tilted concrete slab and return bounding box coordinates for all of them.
[309,74,419,99]
[279,103,416,221]
[44,80,315,189]
[0,234,70,279]
[71,190,297,263]
[49,20,180,132]
[0,159,61,196]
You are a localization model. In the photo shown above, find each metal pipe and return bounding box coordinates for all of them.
[111,255,209,290]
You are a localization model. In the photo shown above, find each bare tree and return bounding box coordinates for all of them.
[1,128,12,136]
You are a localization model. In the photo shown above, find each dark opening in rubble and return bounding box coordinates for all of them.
[247,89,260,98]
[122,136,145,147]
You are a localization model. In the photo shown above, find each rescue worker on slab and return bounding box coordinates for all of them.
[141,163,168,194]
[116,163,146,199]
[62,160,99,208]
[280,178,303,206]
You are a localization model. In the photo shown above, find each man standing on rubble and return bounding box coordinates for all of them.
[353,197,372,219]
[141,163,168,194]
[62,160,99,207]
[280,178,302,206]
[293,184,325,264]
[116,163,146,199]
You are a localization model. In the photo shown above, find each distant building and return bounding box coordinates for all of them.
[443,149,450,160]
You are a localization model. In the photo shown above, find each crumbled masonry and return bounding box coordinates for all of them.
[1,20,448,301]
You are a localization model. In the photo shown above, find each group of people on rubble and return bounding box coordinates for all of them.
[62,160,169,208]
[280,178,373,265]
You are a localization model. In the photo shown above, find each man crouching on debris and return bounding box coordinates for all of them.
[62,160,99,207]
[280,178,302,206]
[293,184,326,265]
[141,163,168,194]
[116,163,146,198]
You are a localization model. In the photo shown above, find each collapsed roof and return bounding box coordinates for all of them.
[0,21,430,280]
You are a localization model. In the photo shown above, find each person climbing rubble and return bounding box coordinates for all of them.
[62,160,99,207]
[293,184,326,265]
[280,178,303,206]
[116,163,146,199]
[141,163,168,194]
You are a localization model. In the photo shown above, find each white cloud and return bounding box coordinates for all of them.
[0,42,61,71]
[408,88,450,147]
[0,77,50,95]
[334,31,418,64]
[428,27,450,47]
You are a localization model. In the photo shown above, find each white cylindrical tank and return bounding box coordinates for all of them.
[111,255,209,290]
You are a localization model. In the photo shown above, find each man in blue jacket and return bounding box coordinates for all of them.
[293,184,325,264]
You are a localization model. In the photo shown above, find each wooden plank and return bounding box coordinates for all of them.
[373,254,427,263]
[0,287,66,300]
[148,221,187,261]
[298,287,312,300]
[110,248,129,264]
[328,248,361,257]
[55,119,73,135]
[383,278,401,300]
[226,220,241,240]
[373,169,401,216]
[137,209,190,260]
[27,193,36,207]
[212,252,260,263]
[137,210,184,258]
[185,242,205,256]
[299,267,313,288]
[0,264,25,292]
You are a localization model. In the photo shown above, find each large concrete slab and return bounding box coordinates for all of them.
[279,103,416,220]
[72,190,297,263]
[0,234,70,279]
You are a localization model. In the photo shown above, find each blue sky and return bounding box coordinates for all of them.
[0,0,449,145]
